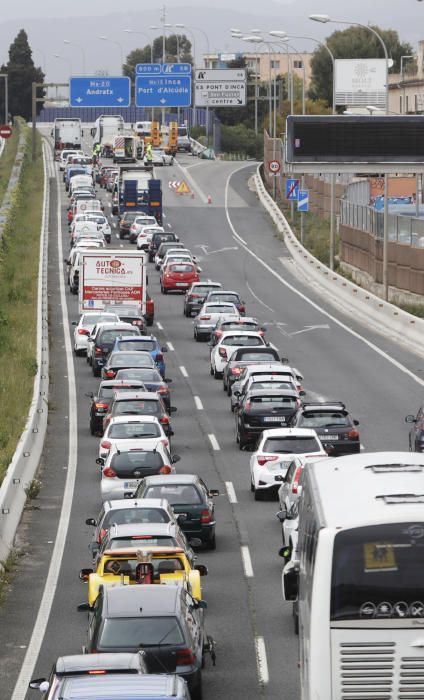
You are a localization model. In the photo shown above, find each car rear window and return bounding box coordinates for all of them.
[299,411,350,428]
[110,352,152,366]
[144,484,202,504]
[111,451,163,469]
[116,341,155,352]
[108,423,161,439]
[205,305,235,314]
[115,308,141,318]
[263,436,320,453]
[224,335,263,346]
[252,381,294,391]
[115,369,162,382]
[100,330,139,343]
[108,536,175,549]
[250,396,297,407]
[194,285,219,294]
[102,508,170,529]
[210,293,239,303]
[114,400,160,416]
[237,351,276,361]
[100,617,184,648]
[81,314,115,326]
[224,322,257,331]
[170,264,194,272]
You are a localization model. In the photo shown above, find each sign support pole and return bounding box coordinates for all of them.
[330,174,335,270]
[383,173,389,300]
[300,175,305,244]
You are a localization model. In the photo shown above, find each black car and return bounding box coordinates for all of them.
[102,390,176,436]
[89,324,141,377]
[289,401,360,455]
[148,231,180,261]
[103,304,146,332]
[235,389,300,450]
[78,584,207,700]
[118,212,139,239]
[222,346,282,394]
[405,406,424,451]
[115,368,172,410]
[101,351,156,380]
[134,474,219,550]
[183,282,222,317]
[87,380,146,435]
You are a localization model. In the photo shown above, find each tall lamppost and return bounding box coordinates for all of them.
[175,23,210,134]
[63,39,86,74]
[98,36,124,73]
[310,14,390,289]
[123,29,154,62]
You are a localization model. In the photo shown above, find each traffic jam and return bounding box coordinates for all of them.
[27,114,416,700]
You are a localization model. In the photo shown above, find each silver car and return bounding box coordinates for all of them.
[193,302,240,341]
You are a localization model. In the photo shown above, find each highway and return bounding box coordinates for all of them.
[1,131,424,700]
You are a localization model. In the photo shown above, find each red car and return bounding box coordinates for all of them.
[161,262,200,294]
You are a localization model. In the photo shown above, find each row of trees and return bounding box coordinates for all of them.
[0,30,44,121]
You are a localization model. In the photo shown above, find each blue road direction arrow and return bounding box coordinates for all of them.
[136,75,192,108]
[70,76,131,107]
[136,63,192,76]
[297,189,309,212]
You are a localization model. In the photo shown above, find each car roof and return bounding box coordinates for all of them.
[220,330,263,339]
[142,474,199,486]
[299,402,347,413]
[110,350,154,357]
[221,316,257,324]
[115,336,155,341]
[104,581,181,616]
[243,363,288,374]
[247,388,299,397]
[208,289,239,295]
[99,380,146,389]
[103,498,172,513]
[55,653,143,675]
[108,523,176,537]
[262,427,320,438]
[108,415,160,425]
[60,673,183,697]
[192,281,221,288]
[111,391,160,401]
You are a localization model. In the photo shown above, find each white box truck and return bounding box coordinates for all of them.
[92,115,125,157]
[78,250,147,314]
[53,118,82,159]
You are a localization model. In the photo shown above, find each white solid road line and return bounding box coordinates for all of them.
[224,165,424,391]
[255,636,270,685]
[156,321,163,330]
[167,341,175,351]
[179,365,189,377]
[208,433,220,451]
[246,280,274,313]
[225,481,238,504]
[241,545,254,577]
[11,157,79,700]
[174,159,208,203]
[194,396,204,410]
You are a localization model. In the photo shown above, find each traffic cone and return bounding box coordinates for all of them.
[207,195,212,204]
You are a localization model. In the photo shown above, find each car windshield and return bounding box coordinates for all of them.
[237,351,275,361]
[108,423,160,439]
[102,508,170,528]
[224,336,262,347]
[116,341,155,352]
[100,617,184,648]
[170,264,193,272]
[110,354,152,368]
[250,396,297,407]
[299,411,350,428]
[263,436,320,453]
[100,330,139,343]
[108,536,176,549]
[99,387,114,399]
[115,369,162,382]
[144,484,202,505]
[331,523,424,621]
[114,400,160,416]
[111,451,163,468]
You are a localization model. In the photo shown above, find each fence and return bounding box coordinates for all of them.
[340,200,424,247]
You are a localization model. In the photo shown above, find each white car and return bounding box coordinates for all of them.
[73,230,106,248]
[193,302,240,341]
[59,149,84,170]
[71,214,111,241]
[98,415,169,461]
[129,216,161,243]
[210,331,269,379]
[154,245,188,269]
[72,312,120,355]
[249,427,327,500]
[230,364,300,411]
[100,440,176,501]
[136,226,164,251]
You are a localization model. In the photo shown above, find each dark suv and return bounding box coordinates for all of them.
[289,401,360,455]
[222,346,282,394]
[235,388,300,449]
[183,282,223,317]
[148,231,180,262]
[88,324,141,377]
[78,584,207,700]
[87,380,146,435]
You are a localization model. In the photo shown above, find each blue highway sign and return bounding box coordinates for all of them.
[286,178,300,201]
[136,75,192,108]
[70,76,131,107]
[136,63,192,76]
[297,189,309,212]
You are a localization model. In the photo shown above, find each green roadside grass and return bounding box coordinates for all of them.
[0,128,20,204]
[0,126,43,483]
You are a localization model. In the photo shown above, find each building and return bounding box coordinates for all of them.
[388,40,424,114]
[202,51,312,87]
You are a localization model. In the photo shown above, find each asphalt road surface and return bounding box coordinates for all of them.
[1,131,424,700]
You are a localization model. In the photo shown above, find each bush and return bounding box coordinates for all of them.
[220,124,263,159]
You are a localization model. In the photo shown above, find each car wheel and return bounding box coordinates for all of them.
[161,286,168,295]
[70,285,77,295]
[223,378,227,391]
[207,532,216,550]
[119,231,124,239]
[250,479,254,493]
[92,364,101,377]
[238,429,248,450]
[227,384,232,397]
[90,421,96,436]
[213,368,222,379]
[191,671,203,700]
[210,364,214,376]
[254,488,263,501]
[293,604,299,635]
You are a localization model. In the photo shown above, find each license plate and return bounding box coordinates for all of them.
[264,416,286,422]
[176,282,188,287]
[323,435,339,440]
[124,480,139,489]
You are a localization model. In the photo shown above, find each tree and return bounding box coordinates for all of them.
[308,26,414,107]
[123,34,192,82]
[0,29,44,120]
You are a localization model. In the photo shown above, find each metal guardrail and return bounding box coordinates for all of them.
[340,199,424,247]
[0,138,50,564]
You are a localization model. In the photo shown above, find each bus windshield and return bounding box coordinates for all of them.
[331,522,424,621]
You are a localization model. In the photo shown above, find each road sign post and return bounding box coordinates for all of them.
[69,76,131,107]
[135,63,192,108]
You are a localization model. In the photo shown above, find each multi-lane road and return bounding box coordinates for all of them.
[1,130,424,700]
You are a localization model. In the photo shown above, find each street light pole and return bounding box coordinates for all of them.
[63,40,86,74]
[98,36,124,73]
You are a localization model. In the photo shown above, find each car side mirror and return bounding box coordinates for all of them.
[276,508,287,523]
[405,414,416,423]
[170,406,177,413]
[233,390,240,397]
[29,678,48,690]
[77,602,91,612]
[282,560,299,601]
[353,419,359,426]
[72,321,77,325]
[209,489,220,497]
[177,513,187,523]
[194,599,208,609]
[171,454,181,464]
[85,518,96,526]
[194,564,208,577]
[79,568,94,582]
[96,458,104,466]
[299,390,306,397]
[281,357,289,363]
[64,258,71,265]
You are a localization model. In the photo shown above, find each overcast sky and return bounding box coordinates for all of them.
[0,0,422,81]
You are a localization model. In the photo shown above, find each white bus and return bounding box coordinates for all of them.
[283,451,424,700]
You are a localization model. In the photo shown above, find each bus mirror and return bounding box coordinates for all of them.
[282,560,299,602]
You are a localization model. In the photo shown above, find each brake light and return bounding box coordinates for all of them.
[239,304,245,313]
[88,670,107,675]
[201,509,211,524]
[190,293,200,298]
[95,346,102,354]
[176,648,195,666]
[230,367,242,375]
[292,466,303,494]
[100,440,111,450]
[348,429,360,439]
[78,328,89,335]
[159,465,172,474]
[156,353,163,362]
[132,320,142,326]
[158,386,167,394]
[215,330,222,337]
[218,347,227,358]
[103,467,117,478]
[95,402,108,410]
[98,527,106,542]
[105,370,115,378]
[257,455,279,466]
[160,415,169,425]
[244,400,251,412]
[199,315,211,320]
